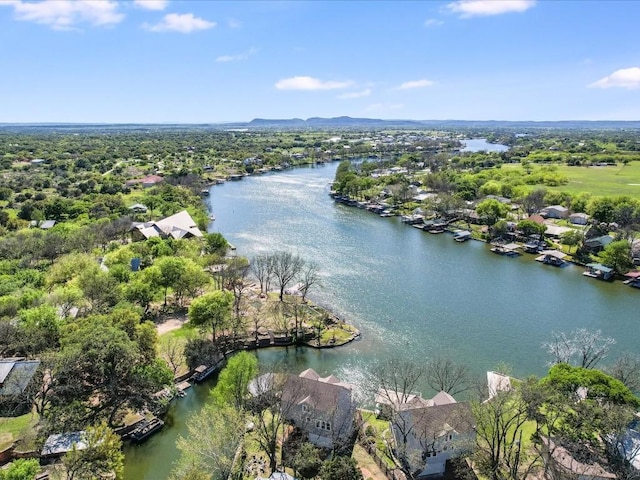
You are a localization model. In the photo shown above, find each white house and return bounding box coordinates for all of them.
[569,212,590,225]
[541,205,569,219]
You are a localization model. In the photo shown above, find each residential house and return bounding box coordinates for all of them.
[541,205,569,219]
[569,212,590,226]
[132,210,203,241]
[391,391,474,478]
[0,358,41,416]
[281,368,357,453]
[584,235,613,253]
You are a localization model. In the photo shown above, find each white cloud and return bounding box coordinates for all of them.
[144,13,216,33]
[216,47,258,63]
[133,0,168,11]
[424,18,444,27]
[589,67,640,90]
[1,0,123,30]
[337,88,372,100]
[275,76,353,91]
[397,79,434,90]
[447,0,535,18]
[227,18,241,28]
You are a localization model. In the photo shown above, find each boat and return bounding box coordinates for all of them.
[535,250,568,266]
[582,263,614,281]
[453,230,472,242]
[129,417,164,444]
[491,242,522,256]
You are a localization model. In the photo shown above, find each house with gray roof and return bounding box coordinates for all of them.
[0,358,41,416]
[281,368,357,453]
[132,210,203,241]
[391,391,474,478]
[541,205,569,219]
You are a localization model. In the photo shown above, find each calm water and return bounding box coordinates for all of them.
[124,161,639,479]
[461,138,509,152]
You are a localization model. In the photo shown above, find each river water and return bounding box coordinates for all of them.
[124,161,639,479]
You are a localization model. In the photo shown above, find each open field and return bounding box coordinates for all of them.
[504,162,640,198]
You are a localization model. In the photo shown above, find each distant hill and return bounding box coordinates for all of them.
[245,116,424,128]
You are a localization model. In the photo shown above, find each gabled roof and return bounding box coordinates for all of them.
[283,369,352,413]
[0,359,40,396]
[399,400,473,441]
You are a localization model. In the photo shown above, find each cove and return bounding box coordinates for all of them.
[124,161,639,479]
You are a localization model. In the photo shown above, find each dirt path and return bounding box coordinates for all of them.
[156,313,188,335]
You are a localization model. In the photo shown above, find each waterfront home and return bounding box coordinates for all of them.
[623,271,640,288]
[583,263,614,281]
[545,224,573,239]
[536,250,568,266]
[132,210,203,241]
[584,235,613,253]
[0,358,41,416]
[281,368,357,453]
[391,391,473,478]
[569,212,590,225]
[541,205,569,219]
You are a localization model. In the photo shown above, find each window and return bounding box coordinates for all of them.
[302,404,310,413]
[315,420,332,431]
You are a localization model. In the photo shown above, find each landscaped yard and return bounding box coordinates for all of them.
[0,412,38,451]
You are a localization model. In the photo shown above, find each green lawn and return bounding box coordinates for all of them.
[504,162,640,198]
[0,412,38,450]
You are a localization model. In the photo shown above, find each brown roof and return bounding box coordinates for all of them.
[542,437,616,479]
[402,401,474,441]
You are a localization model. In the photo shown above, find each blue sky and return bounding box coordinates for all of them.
[1,0,639,123]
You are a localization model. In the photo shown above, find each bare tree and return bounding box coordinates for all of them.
[159,336,186,377]
[605,353,640,392]
[471,388,542,480]
[543,328,616,369]
[424,357,471,397]
[251,254,274,295]
[222,257,251,318]
[372,359,423,467]
[271,251,304,302]
[298,262,320,302]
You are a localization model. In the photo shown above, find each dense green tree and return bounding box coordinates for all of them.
[319,456,363,480]
[154,256,188,306]
[291,442,323,480]
[600,240,634,274]
[0,459,40,480]
[476,199,509,226]
[211,351,258,410]
[60,423,124,480]
[188,290,233,342]
[172,405,246,480]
